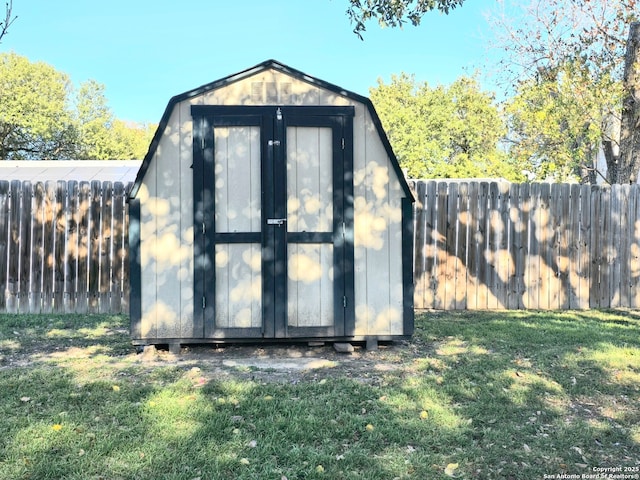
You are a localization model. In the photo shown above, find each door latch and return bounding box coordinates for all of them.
[268,140,281,146]
[267,218,286,226]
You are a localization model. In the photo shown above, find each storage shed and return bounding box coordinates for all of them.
[128,60,414,347]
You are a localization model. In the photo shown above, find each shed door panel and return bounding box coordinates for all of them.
[285,124,335,332]
[213,127,262,331]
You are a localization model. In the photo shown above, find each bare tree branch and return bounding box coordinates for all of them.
[0,0,17,44]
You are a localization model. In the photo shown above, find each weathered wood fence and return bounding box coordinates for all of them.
[410,180,640,310]
[0,180,130,314]
[2,178,640,314]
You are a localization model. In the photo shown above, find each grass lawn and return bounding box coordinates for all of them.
[1,310,639,479]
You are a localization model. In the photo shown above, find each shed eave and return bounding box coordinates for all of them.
[128,59,414,202]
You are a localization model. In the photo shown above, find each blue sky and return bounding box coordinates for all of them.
[1,0,501,124]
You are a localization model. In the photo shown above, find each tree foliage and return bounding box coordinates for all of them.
[347,0,466,38]
[370,73,522,180]
[505,60,622,183]
[489,0,638,183]
[0,53,154,160]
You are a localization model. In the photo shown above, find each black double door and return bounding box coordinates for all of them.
[192,105,355,339]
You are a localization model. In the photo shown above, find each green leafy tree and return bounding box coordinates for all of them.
[0,52,77,159]
[347,0,466,38]
[370,73,522,180]
[0,53,154,160]
[489,0,638,183]
[505,60,622,183]
[75,80,154,160]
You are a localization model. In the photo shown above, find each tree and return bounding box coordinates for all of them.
[489,0,638,183]
[0,0,16,44]
[347,0,466,38]
[370,73,522,180]
[614,22,640,183]
[75,80,154,160]
[0,52,77,159]
[0,53,154,160]
[504,60,621,183]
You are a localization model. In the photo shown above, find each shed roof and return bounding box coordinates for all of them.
[130,59,414,201]
[0,160,141,183]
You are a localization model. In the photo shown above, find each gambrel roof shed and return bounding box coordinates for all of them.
[129,59,414,347]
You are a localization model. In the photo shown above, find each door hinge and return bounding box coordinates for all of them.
[202,222,206,234]
[202,296,206,309]
[342,222,346,238]
[343,296,347,308]
[201,137,205,150]
[341,138,345,150]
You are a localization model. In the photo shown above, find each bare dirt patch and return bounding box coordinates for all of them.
[134,341,417,384]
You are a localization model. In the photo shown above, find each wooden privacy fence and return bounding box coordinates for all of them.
[0,180,130,314]
[3,178,640,314]
[410,180,640,310]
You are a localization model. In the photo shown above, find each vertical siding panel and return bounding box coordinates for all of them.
[455,182,469,310]
[179,100,195,337]
[465,181,480,310]
[388,175,404,334]
[364,164,392,334]
[352,103,368,334]
[444,182,458,309]
[140,160,158,339]
[476,182,490,310]
[155,112,183,338]
[0,181,8,310]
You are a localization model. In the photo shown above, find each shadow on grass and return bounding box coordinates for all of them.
[0,310,639,479]
[413,310,640,478]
